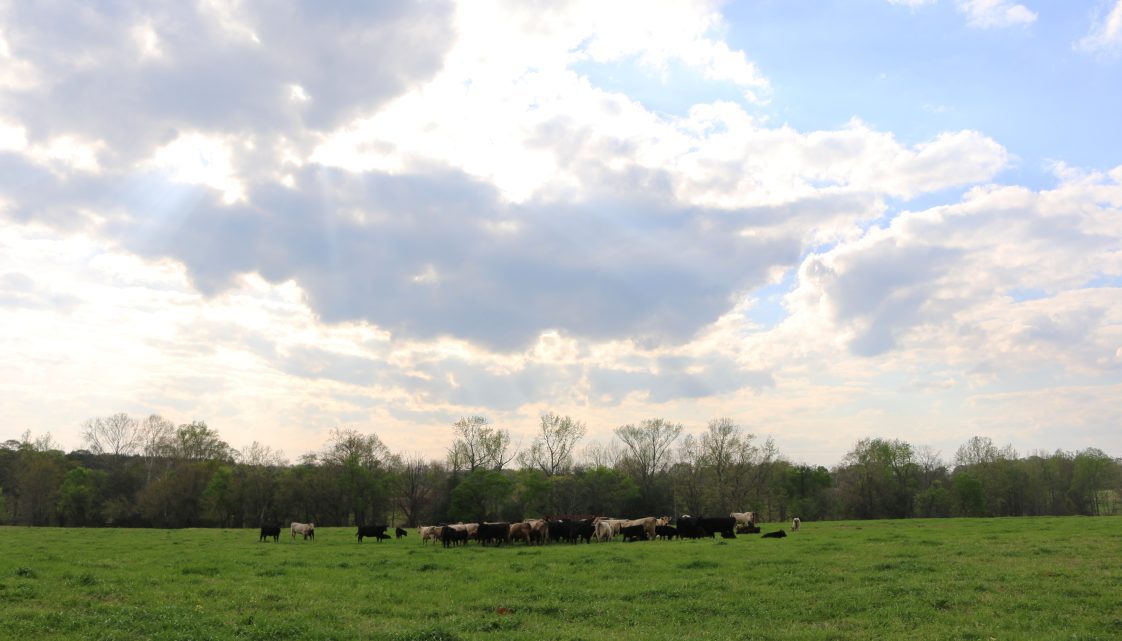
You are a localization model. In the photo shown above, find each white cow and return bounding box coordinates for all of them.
[291,522,315,540]
[792,517,801,532]
[731,512,758,527]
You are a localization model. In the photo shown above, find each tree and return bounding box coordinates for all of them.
[698,418,758,512]
[57,466,107,526]
[394,455,445,527]
[448,416,516,472]
[139,415,176,483]
[81,413,142,457]
[836,437,918,519]
[518,413,586,476]
[173,422,235,462]
[615,418,682,511]
[449,469,513,522]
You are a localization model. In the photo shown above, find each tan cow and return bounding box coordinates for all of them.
[594,519,614,542]
[792,517,801,532]
[731,512,758,527]
[527,519,549,544]
[621,517,657,540]
[508,522,532,544]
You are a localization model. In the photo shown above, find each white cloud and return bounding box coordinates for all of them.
[1076,0,1122,56]
[955,0,1037,29]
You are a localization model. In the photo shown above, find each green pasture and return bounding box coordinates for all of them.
[2,518,1120,641]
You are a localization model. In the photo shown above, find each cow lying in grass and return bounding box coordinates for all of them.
[762,529,787,538]
[736,523,761,534]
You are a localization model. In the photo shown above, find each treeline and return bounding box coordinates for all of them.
[1,413,1118,528]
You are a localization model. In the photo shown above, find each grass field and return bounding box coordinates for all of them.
[2,518,1120,641]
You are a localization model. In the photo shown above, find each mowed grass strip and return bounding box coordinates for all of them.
[2,518,1120,641]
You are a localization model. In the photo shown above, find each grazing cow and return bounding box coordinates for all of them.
[375,532,392,542]
[621,517,657,541]
[259,524,281,542]
[396,527,408,539]
[528,519,549,544]
[655,525,678,540]
[731,512,758,527]
[356,525,388,542]
[477,522,511,546]
[420,526,443,545]
[762,529,787,539]
[568,519,595,543]
[291,522,315,540]
[676,515,705,539]
[594,519,614,542]
[508,522,532,545]
[442,526,468,548]
[735,523,761,534]
[698,516,736,538]
[621,524,648,542]
[791,517,801,532]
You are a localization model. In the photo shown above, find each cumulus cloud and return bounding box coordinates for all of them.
[1076,0,1122,56]
[955,0,1037,29]
[782,166,1122,363]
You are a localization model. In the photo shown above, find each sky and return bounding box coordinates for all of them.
[1,0,1120,466]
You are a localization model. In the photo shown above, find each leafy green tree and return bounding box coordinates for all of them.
[449,469,513,522]
[57,467,107,526]
[953,472,985,517]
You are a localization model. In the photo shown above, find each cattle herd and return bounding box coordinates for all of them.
[259,513,802,545]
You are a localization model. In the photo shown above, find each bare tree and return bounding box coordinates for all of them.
[580,440,623,469]
[139,415,176,483]
[518,412,586,476]
[81,413,142,457]
[699,418,757,512]
[448,416,516,472]
[614,418,682,499]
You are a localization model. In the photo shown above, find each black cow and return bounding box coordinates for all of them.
[356,525,388,542]
[676,515,705,539]
[698,516,736,538]
[736,523,761,534]
[442,526,468,547]
[547,519,568,544]
[568,519,595,544]
[259,524,281,542]
[655,525,678,540]
[477,522,511,546]
[395,527,408,539]
[621,524,648,542]
[762,529,787,538]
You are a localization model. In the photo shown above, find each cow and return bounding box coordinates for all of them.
[676,515,705,539]
[291,522,315,540]
[736,523,761,534]
[594,519,614,542]
[568,519,595,543]
[477,522,511,546]
[655,525,677,540]
[508,522,532,545]
[621,524,648,542]
[762,529,787,538]
[396,527,408,539]
[528,519,549,544]
[420,526,442,545]
[698,516,736,538]
[356,525,388,542]
[621,517,657,541]
[731,512,758,527]
[442,526,468,547]
[259,524,280,542]
[791,517,801,532]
